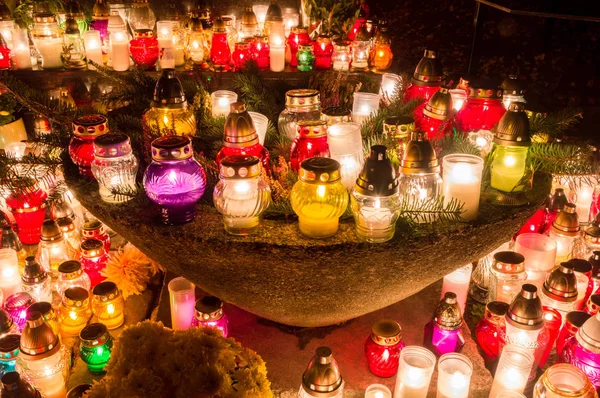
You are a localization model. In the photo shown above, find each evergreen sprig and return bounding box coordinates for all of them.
[231,72,283,121]
[399,195,465,225]
[529,108,583,139]
[530,142,599,176]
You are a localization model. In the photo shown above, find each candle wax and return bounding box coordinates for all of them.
[299,203,339,238]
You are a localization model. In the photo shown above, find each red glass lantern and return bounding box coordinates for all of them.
[556,311,590,358]
[215,102,270,173]
[538,306,562,367]
[82,220,111,252]
[129,29,159,68]
[290,120,330,172]
[314,34,333,70]
[0,32,10,70]
[347,2,368,41]
[413,87,455,141]
[6,180,47,245]
[514,209,547,240]
[455,83,506,134]
[585,294,600,316]
[571,259,595,310]
[251,35,269,70]
[475,301,507,363]
[404,49,442,103]
[364,319,405,378]
[210,18,231,69]
[79,238,108,288]
[287,26,310,67]
[69,114,109,178]
[232,42,252,71]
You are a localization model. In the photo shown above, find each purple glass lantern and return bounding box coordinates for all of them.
[143,136,206,225]
[562,311,600,390]
[3,292,34,332]
[423,292,465,356]
[192,296,228,337]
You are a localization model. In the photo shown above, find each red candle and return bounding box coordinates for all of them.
[364,320,405,378]
[287,27,310,67]
[210,19,231,69]
[69,115,109,178]
[556,311,590,358]
[314,34,333,70]
[538,306,562,367]
[455,85,506,133]
[232,42,252,71]
[513,209,547,239]
[0,44,10,70]
[251,35,269,70]
[475,301,507,363]
[6,180,48,245]
[585,294,600,316]
[129,29,159,68]
[413,87,455,141]
[79,238,108,288]
[290,121,330,172]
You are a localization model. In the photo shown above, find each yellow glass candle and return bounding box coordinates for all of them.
[58,287,92,337]
[92,281,125,330]
[291,158,349,239]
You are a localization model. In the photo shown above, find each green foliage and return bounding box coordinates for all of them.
[0,93,17,126]
[305,0,359,38]
[529,108,583,139]
[309,70,380,109]
[530,142,600,177]
[231,72,284,121]
[399,195,465,226]
[13,0,65,28]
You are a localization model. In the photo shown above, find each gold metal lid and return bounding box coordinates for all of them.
[492,251,525,274]
[19,312,61,360]
[67,384,92,398]
[133,28,155,39]
[383,116,414,138]
[219,156,262,179]
[0,310,14,336]
[51,200,75,220]
[291,26,308,35]
[33,13,57,24]
[505,284,544,330]
[423,87,452,120]
[57,217,76,234]
[566,311,591,335]
[433,292,463,330]
[370,319,402,346]
[242,6,257,24]
[194,296,224,321]
[92,281,120,300]
[299,158,341,184]
[585,224,600,245]
[72,114,109,137]
[151,136,194,161]
[400,131,440,174]
[59,260,83,279]
[501,75,526,96]
[570,258,592,275]
[411,49,443,87]
[80,323,111,347]
[80,238,106,258]
[301,347,343,397]
[22,257,48,284]
[297,120,327,138]
[212,17,226,33]
[27,302,55,322]
[543,262,578,302]
[484,301,509,325]
[551,203,580,237]
[224,102,259,148]
[285,89,320,108]
[234,41,251,50]
[64,17,80,34]
[63,287,90,307]
[299,43,313,52]
[322,107,352,125]
[92,0,110,19]
[0,334,20,360]
[40,220,64,242]
[494,102,531,146]
[586,294,600,316]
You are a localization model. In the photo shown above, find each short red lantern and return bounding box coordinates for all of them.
[364,319,405,378]
[6,180,48,245]
[455,82,506,133]
[290,120,330,172]
[313,34,333,70]
[69,114,109,178]
[129,29,159,68]
[287,26,310,67]
[251,35,270,70]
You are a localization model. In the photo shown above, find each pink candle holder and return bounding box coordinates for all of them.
[3,292,34,331]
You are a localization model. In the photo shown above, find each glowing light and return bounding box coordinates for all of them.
[69,311,77,320]
[503,155,517,167]
[168,170,177,185]
[107,303,115,315]
[475,137,488,148]
[316,185,326,198]
[382,348,389,361]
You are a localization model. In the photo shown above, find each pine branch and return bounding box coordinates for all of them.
[438,135,482,158]
[231,72,283,121]
[529,108,583,139]
[399,195,465,225]
[530,142,600,176]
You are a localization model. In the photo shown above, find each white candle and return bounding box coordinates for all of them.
[157,21,175,69]
[110,31,129,71]
[269,45,285,72]
[0,249,21,297]
[37,37,64,69]
[394,346,436,398]
[13,45,32,69]
[327,123,363,191]
[168,277,195,330]
[441,263,473,315]
[248,111,269,145]
[83,30,104,70]
[575,272,590,310]
[436,353,473,398]
[211,90,238,118]
[379,73,402,101]
[442,154,484,221]
[352,92,380,126]
[23,351,68,398]
[0,21,13,50]
[489,345,533,398]
[449,89,467,112]
[574,183,594,225]
[365,384,392,398]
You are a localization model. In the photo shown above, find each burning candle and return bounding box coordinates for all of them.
[156,21,175,69]
[83,30,104,70]
[514,233,557,289]
[92,281,125,330]
[0,249,21,298]
[441,264,473,315]
[488,345,534,398]
[192,296,229,337]
[436,353,473,398]
[269,44,285,72]
[538,306,562,367]
[211,90,238,118]
[11,28,32,70]
[467,129,494,156]
[394,346,436,398]
[352,92,380,126]
[327,123,364,191]
[110,30,129,71]
[449,89,467,112]
[379,73,402,102]
[364,320,405,377]
[168,277,195,330]
[3,293,33,332]
[364,384,391,398]
[442,154,484,221]
[252,4,269,31]
[58,287,92,336]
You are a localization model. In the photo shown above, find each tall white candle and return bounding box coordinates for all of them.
[489,345,534,398]
[574,183,594,225]
[157,21,175,69]
[441,263,473,315]
[327,123,364,191]
[0,249,21,297]
[269,45,285,72]
[83,30,103,70]
[442,154,484,221]
[394,346,436,398]
[12,28,32,69]
[436,353,473,398]
[168,277,195,330]
[110,30,130,71]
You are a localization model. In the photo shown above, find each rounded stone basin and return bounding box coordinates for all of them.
[66,165,549,327]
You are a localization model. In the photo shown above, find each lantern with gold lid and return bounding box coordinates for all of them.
[126,0,155,31]
[488,251,527,304]
[21,257,52,304]
[278,89,322,141]
[192,296,229,336]
[92,282,124,330]
[364,320,405,377]
[82,220,110,252]
[291,158,348,239]
[0,310,18,339]
[16,312,70,398]
[130,29,159,68]
[550,203,581,263]
[31,13,64,69]
[69,114,109,178]
[314,34,333,70]
[240,7,258,40]
[213,156,271,236]
[404,49,442,103]
[210,17,231,69]
[424,292,465,356]
[26,302,60,337]
[414,86,455,140]
[539,262,578,319]
[299,346,344,398]
[90,0,109,43]
[475,301,508,362]
[187,15,207,64]
[61,16,87,69]
[0,334,20,377]
[351,23,370,72]
[287,26,310,67]
[455,80,506,133]
[57,217,80,258]
[6,179,47,245]
[57,260,91,297]
[290,120,330,172]
[79,239,107,288]
[79,323,113,374]
[35,221,70,277]
[561,311,600,391]
[322,107,352,126]
[58,287,92,336]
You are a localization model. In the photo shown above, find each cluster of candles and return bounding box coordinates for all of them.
[0,0,393,73]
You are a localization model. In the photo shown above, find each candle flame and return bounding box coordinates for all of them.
[168,170,178,185]
[503,155,517,167]
[317,185,326,198]
[69,311,77,320]
[107,303,115,315]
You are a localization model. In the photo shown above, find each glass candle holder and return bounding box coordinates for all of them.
[11,28,32,70]
[415,87,455,141]
[192,296,228,337]
[240,7,258,39]
[365,384,391,398]
[550,203,580,263]
[126,0,155,31]
[91,133,139,203]
[296,44,314,72]
[79,323,113,374]
[168,277,195,330]
[556,311,590,357]
[488,251,527,304]
[456,86,506,134]
[449,89,467,112]
[79,239,108,288]
[0,38,10,70]
[327,123,364,191]
[221,17,238,53]
[83,30,103,69]
[6,181,47,245]
[58,287,92,336]
[0,20,13,52]
[441,264,473,315]
[269,43,285,72]
[540,262,578,320]
[323,107,352,126]
[352,92,380,126]
[380,73,402,102]
[26,302,60,337]
[424,292,465,356]
[569,179,595,226]
[436,353,473,398]
[0,226,27,272]
[299,346,344,398]
[187,24,206,65]
[4,292,34,332]
[282,8,299,36]
[488,345,534,398]
[514,233,557,289]
[248,112,269,145]
[16,312,69,398]
[130,29,159,68]
[70,114,110,178]
[251,35,269,69]
[156,21,175,69]
[287,26,309,67]
[210,18,231,69]
[213,156,271,235]
[35,220,70,277]
[92,282,124,330]
[278,89,322,141]
[351,26,370,72]
[56,217,80,259]
[0,335,20,378]
[539,306,562,367]
[393,346,436,398]
[533,364,597,398]
[143,136,207,225]
[562,312,600,390]
[291,158,348,239]
[586,295,600,316]
[252,4,268,31]
[0,249,20,298]
[110,30,129,71]
[31,13,64,69]
[442,154,484,221]
[364,319,405,378]
[211,90,238,118]
[475,301,508,363]
[313,34,333,70]
[61,18,87,69]
[57,260,91,298]
[331,41,351,71]
[290,121,330,172]
[20,257,52,304]
[82,220,111,252]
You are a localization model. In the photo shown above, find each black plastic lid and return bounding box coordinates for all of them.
[151,69,187,109]
[354,145,398,197]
